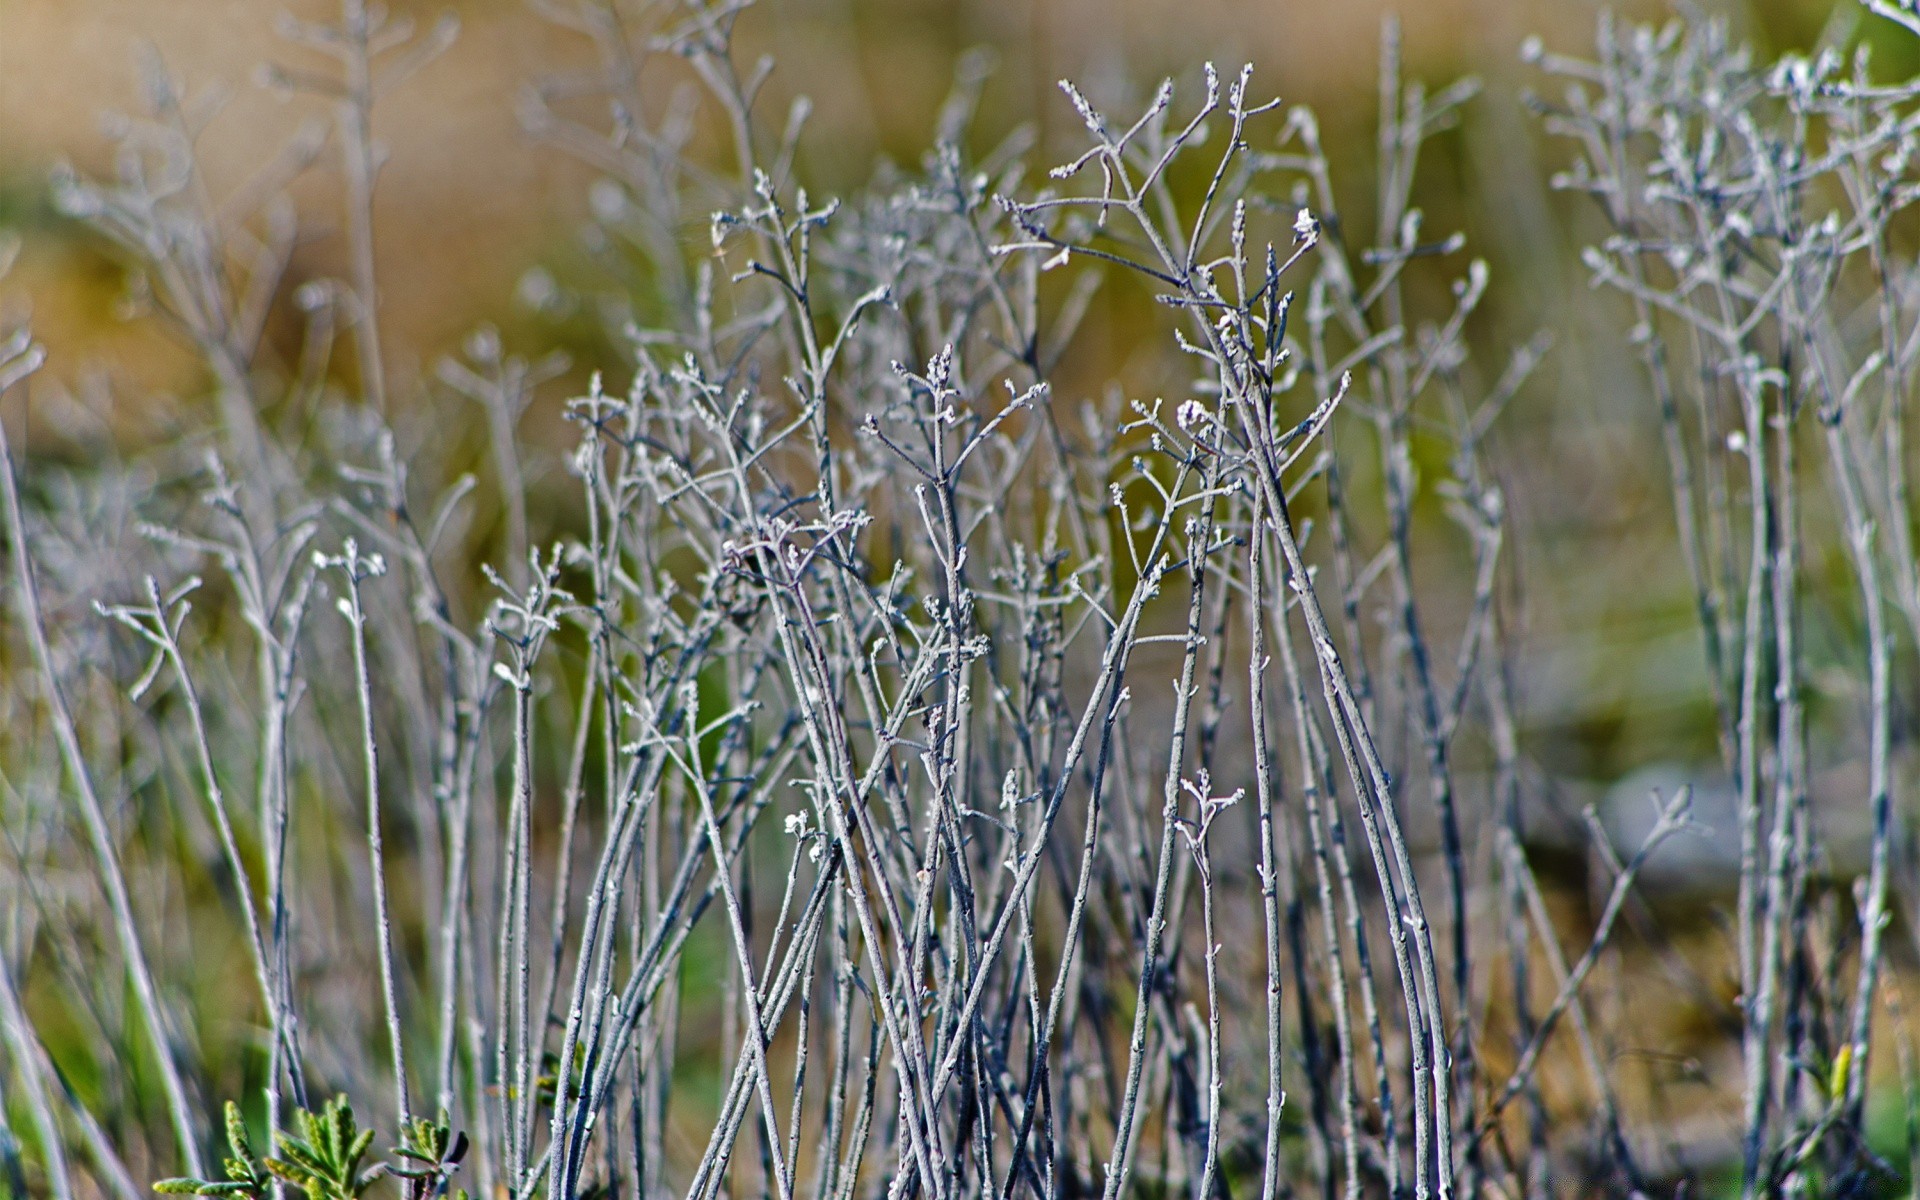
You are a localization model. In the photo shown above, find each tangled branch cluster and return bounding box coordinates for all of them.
[5,3,1920,1198]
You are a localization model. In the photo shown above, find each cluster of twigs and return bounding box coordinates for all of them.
[1533,9,1920,1193]
[4,1,1919,1197]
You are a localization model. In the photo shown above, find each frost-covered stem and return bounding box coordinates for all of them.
[1246,511,1289,1200]
[1098,453,1226,1200]
[331,541,412,1127]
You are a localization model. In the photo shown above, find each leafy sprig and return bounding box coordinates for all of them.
[155,1098,466,1200]
[154,1103,269,1198]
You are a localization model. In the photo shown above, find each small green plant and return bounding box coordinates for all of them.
[153,1097,411,1200]
[391,1113,469,1200]
[258,1096,383,1200]
[153,1103,270,1199]
[154,1099,467,1200]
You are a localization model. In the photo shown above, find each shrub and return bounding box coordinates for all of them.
[3,2,1919,1197]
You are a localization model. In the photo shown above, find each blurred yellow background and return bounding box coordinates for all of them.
[0,0,1861,790]
[1,0,1680,402]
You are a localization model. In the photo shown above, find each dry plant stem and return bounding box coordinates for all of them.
[1248,405,1449,1198]
[330,541,413,1129]
[1185,795,1228,1200]
[56,62,283,491]
[498,667,535,1192]
[1476,790,1691,1134]
[337,477,487,1131]
[1836,95,1914,1132]
[533,654,598,1048]
[60,1092,145,1200]
[754,559,945,1196]
[562,732,793,1135]
[127,540,315,1137]
[1713,292,1775,1200]
[1759,227,1812,1165]
[1245,510,1288,1200]
[0,348,208,1181]
[993,606,1138,1200]
[1099,453,1225,1200]
[1826,413,1894,1124]
[816,892,854,1200]
[547,674,788,1198]
[1010,65,1446,1200]
[1481,586,1540,1189]
[1713,166,1783,1198]
[1272,565,1367,1200]
[244,547,320,1119]
[680,855,838,1200]
[1259,489,1443,1198]
[1587,19,1748,938]
[676,741,796,1200]
[432,657,487,1118]
[760,385,1187,1200]
[1503,821,1638,1185]
[1105,69,1452,1193]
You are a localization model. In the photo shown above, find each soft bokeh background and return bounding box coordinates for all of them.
[0,0,1868,830]
[7,0,1637,376]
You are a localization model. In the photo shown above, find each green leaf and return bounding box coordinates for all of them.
[269,1143,324,1177]
[222,1102,253,1165]
[154,1173,264,1197]
[1828,1044,1853,1104]
[327,1097,354,1160]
